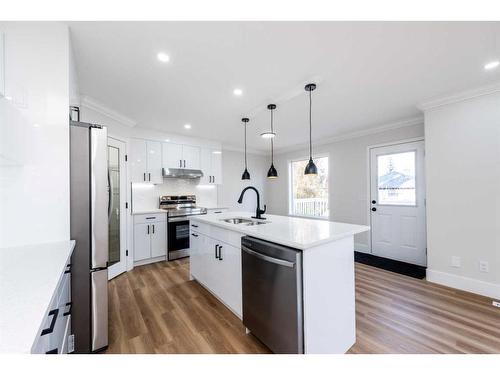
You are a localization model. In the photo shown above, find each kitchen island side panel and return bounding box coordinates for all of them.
[302,236,356,354]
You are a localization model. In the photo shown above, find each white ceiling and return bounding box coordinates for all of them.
[69,21,500,152]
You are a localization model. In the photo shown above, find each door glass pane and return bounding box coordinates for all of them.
[377,151,416,206]
[108,145,120,266]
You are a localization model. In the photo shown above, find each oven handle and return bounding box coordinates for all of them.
[168,216,189,223]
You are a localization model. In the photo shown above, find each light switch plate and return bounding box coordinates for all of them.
[479,260,489,273]
[451,256,461,268]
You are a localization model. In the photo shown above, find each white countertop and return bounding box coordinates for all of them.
[0,240,75,353]
[190,211,369,250]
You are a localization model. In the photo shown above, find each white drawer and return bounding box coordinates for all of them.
[134,213,166,224]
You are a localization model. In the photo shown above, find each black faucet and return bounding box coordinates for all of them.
[237,186,266,220]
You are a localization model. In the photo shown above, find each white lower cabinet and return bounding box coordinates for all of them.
[190,227,242,316]
[133,214,167,263]
[32,260,72,354]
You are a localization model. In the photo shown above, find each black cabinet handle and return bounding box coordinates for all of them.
[371,207,377,212]
[372,200,377,204]
[41,309,59,336]
[148,173,151,181]
[218,245,223,261]
[215,244,219,259]
[64,264,71,274]
[147,225,150,234]
[145,216,156,220]
[46,348,58,354]
[183,160,186,168]
[179,160,182,167]
[191,224,198,228]
[214,211,222,214]
[152,224,155,234]
[63,302,72,317]
[213,176,215,183]
[143,172,146,181]
[191,233,198,237]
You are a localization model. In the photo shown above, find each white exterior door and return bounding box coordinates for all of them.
[108,137,128,280]
[369,140,427,266]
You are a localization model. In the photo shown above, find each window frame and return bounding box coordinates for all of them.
[288,153,330,220]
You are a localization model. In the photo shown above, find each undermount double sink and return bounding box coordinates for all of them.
[221,217,268,226]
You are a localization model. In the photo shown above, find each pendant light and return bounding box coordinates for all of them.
[241,117,251,180]
[266,104,278,179]
[304,83,318,175]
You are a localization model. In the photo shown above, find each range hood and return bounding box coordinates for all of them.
[162,167,204,179]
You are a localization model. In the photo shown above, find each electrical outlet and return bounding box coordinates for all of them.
[451,256,461,268]
[479,260,489,273]
[68,334,75,353]
[493,301,500,308]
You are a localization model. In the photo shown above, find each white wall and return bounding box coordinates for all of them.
[424,91,500,299]
[266,123,425,251]
[0,22,70,247]
[218,150,269,212]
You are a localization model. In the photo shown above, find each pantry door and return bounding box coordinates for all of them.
[369,140,426,266]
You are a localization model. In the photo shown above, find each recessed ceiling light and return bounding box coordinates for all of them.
[484,60,499,70]
[157,52,170,63]
[33,123,40,128]
[233,88,243,96]
[5,95,12,101]
[164,139,170,142]
[212,150,222,154]
[184,124,191,129]
[260,132,276,139]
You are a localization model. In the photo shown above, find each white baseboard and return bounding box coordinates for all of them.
[426,269,500,300]
[354,243,371,254]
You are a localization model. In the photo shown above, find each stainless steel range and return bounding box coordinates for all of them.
[159,195,207,260]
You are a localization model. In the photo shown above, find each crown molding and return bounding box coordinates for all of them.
[417,81,500,112]
[80,95,137,127]
[274,116,424,155]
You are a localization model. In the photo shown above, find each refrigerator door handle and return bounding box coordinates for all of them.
[90,127,109,269]
[107,171,112,220]
[91,269,108,352]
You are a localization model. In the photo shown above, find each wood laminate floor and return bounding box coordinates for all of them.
[106,258,500,354]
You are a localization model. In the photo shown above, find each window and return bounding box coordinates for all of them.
[289,156,329,218]
[377,151,416,206]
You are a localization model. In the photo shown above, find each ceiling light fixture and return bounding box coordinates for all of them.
[233,88,243,96]
[266,104,278,179]
[157,52,170,63]
[304,83,318,175]
[484,60,499,70]
[184,124,191,129]
[241,117,250,180]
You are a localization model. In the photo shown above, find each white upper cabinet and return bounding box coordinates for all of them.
[163,143,183,169]
[147,141,163,184]
[129,139,163,183]
[162,143,200,170]
[182,145,201,170]
[200,148,223,185]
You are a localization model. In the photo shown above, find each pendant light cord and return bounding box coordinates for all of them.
[244,122,248,169]
[309,88,312,159]
[270,108,274,163]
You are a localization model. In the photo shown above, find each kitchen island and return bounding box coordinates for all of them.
[189,211,369,354]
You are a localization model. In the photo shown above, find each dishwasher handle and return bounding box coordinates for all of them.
[242,245,295,268]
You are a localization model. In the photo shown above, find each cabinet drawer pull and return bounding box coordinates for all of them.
[214,211,222,214]
[145,216,156,220]
[41,309,59,336]
[191,224,198,228]
[218,245,223,261]
[143,173,146,181]
[215,244,219,259]
[63,302,72,317]
[191,233,198,237]
[147,225,150,234]
[148,173,151,181]
[46,348,58,354]
[179,160,182,167]
[64,264,71,274]
[152,224,155,234]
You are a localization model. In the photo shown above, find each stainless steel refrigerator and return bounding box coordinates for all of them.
[70,120,109,353]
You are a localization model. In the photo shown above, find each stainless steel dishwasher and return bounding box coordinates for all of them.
[241,236,304,354]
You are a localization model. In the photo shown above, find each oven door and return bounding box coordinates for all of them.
[167,217,190,253]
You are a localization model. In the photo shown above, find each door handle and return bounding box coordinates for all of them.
[183,160,186,168]
[191,233,198,237]
[371,207,377,211]
[372,200,376,204]
[179,160,182,168]
[41,309,59,336]
[213,176,215,183]
[63,302,72,317]
[147,225,150,234]
[218,245,223,261]
[143,172,146,181]
[215,244,219,259]
[148,173,151,181]
[152,224,155,234]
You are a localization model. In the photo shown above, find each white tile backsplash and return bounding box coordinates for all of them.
[132,179,218,212]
